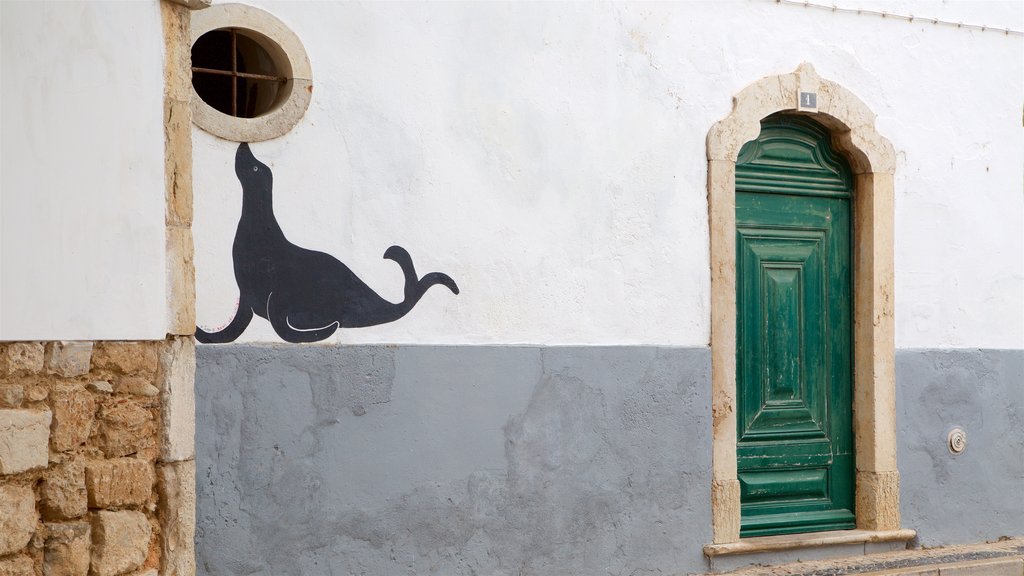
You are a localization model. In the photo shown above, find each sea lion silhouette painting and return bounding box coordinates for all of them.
[196,143,459,344]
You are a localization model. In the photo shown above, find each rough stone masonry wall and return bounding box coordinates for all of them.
[0,340,194,576]
[0,2,198,576]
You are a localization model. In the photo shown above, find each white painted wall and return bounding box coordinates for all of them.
[1,1,167,341]
[194,0,1023,348]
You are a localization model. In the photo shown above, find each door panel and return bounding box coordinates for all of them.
[739,468,829,503]
[736,116,854,537]
[737,227,827,442]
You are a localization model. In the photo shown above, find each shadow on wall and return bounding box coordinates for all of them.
[194,345,713,576]
[197,143,458,344]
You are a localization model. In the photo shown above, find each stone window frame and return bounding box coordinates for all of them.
[190,3,312,142]
[706,63,902,544]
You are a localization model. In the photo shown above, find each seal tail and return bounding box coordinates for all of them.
[383,245,460,302]
[419,272,459,295]
[383,245,418,301]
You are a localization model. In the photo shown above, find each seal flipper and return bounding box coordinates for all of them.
[196,304,254,344]
[267,292,339,343]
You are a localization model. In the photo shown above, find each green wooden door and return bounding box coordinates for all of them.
[735,115,855,537]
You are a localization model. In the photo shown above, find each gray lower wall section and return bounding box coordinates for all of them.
[895,348,1024,547]
[196,346,1023,575]
[196,346,713,576]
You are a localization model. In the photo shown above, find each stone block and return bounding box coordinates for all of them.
[92,343,159,377]
[90,510,152,576]
[167,0,213,10]
[113,376,159,398]
[856,470,901,531]
[43,522,91,576]
[50,387,95,452]
[26,385,48,401]
[0,555,33,576]
[711,478,740,544]
[89,381,114,394]
[0,343,44,376]
[85,458,154,509]
[0,386,24,408]
[0,485,38,555]
[159,337,194,462]
[97,399,156,459]
[0,408,52,474]
[41,459,87,520]
[161,1,194,100]
[166,227,196,336]
[163,100,194,228]
[44,342,93,378]
[157,460,195,576]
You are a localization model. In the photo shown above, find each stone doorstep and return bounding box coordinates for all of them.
[705,529,919,557]
[703,529,917,573]
[694,537,1024,576]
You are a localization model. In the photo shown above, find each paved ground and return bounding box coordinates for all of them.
[707,537,1024,576]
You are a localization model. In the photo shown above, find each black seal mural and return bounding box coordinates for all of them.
[196,143,459,344]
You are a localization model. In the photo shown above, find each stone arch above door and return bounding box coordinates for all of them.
[706,63,900,544]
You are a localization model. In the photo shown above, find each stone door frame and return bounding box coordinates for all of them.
[707,63,900,543]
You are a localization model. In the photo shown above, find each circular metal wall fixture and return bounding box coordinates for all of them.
[190,4,311,142]
[947,427,967,455]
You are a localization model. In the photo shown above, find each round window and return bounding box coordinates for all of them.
[189,4,311,142]
[192,28,285,119]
